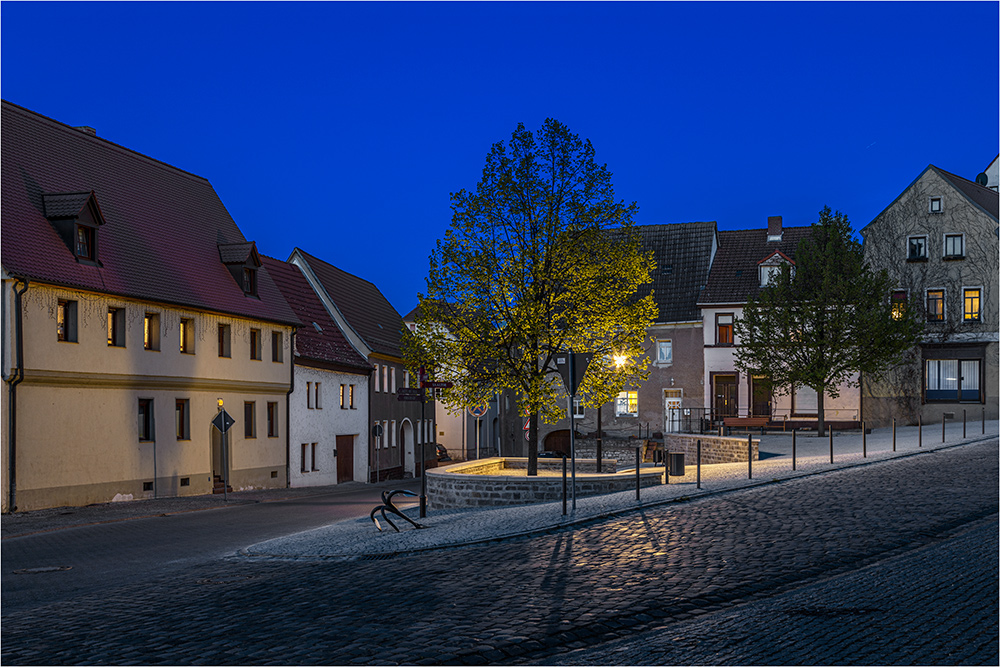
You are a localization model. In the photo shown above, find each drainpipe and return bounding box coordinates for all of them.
[5,277,29,513]
[284,329,296,488]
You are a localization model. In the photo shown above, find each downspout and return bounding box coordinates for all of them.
[367,362,374,482]
[285,329,297,488]
[6,277,29,513]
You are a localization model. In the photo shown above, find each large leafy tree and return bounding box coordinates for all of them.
[406,119,657,474]
[733,207,922,436]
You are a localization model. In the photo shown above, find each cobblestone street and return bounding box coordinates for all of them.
[2,439,997,665]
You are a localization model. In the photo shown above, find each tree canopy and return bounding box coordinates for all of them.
[405,119,657,473]
[733,207,923,435]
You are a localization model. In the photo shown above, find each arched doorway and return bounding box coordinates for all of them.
[401,419,415,476]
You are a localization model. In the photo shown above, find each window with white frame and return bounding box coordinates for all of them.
[656,339,672,364]
[391,367,396,393]
[943,234,964,259]
[615,391,638,416]
[373,364,380,392]
[571,397,584,418]
[907,235,928,260]
[925,358,980,402]
[929,196,943,213]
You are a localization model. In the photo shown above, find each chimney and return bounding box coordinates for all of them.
[73,126,97,136]
[767,216,782,242]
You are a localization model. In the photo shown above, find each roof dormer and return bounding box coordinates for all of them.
[43,190,107,265]
[219,241,262,297]
[758,249,794,286]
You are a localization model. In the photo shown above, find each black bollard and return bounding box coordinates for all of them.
[829,429,834,464]
[748,433,753,479]
[918,414,922,448]
[792,429,797,471]
[892,418,896,452]
[562,454,567,516]
[696,440,701,489]
[963,409,967,438]
[984,408,986,435]
[862,421,866,458]
[942,414,946,443]
[635,446,641,501]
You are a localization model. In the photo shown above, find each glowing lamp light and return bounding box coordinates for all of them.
[613,354,629,368]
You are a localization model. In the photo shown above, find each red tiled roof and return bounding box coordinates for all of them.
[294,248,405,358]
[699,226,814,304]
[1,100,299,326]
[261,255,371,373]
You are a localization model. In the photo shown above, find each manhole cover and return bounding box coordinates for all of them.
[13,566,72,574]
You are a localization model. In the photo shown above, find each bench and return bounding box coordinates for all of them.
[723,417,770,432]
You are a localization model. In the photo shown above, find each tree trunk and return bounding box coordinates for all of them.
[816,387,826,438]
[527,411,538,476]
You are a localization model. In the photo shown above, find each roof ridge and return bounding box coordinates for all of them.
[932,164,997,195]
[2,99,212,185]
[296,247,385,295]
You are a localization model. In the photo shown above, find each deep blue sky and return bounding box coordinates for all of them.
[3,2,997,315]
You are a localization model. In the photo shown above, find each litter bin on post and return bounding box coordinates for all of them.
[668,452,685,477]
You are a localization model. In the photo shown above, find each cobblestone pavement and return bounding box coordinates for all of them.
[545,516,999,665]
[2,439,996,666]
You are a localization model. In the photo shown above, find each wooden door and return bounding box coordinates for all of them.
[751,376,772,418]
[336,435,354,483]
[714,375,738,419]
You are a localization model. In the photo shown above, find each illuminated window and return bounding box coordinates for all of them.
[180,318,194,354]
[717,313,734,345]
[57,300,78,342]
[926,290,945,322]
[964,288,981,321]
[349,384,355,409]
[144,313,160,350]
[615,391,638,416]
[340,384,347,409]
[890,291,907,320]
[108,307,125,347]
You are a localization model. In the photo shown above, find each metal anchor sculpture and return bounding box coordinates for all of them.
[370,489,426,532]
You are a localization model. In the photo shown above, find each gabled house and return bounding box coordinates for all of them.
[263,256,372,485]
[288,249,433,481]
[1,100,300,512]
[538,221,719,444]
[698,216,861,428]
[860,164,999,425]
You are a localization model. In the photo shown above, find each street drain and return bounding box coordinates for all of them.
[14,566,72,574]
[196,575,256,585]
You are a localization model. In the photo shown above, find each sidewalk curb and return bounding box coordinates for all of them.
[237,434,998,562]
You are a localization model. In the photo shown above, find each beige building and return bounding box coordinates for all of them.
[861,163,999,425]
[2,101,300,512]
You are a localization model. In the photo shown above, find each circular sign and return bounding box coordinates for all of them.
[469,402,489,418]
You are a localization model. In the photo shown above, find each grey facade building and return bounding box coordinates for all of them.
[861,164,999,426]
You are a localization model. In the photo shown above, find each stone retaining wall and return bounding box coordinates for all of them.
[663,434,758,464]
[426,457,660,509]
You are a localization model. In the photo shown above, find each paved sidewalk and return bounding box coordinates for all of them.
[244,420,998,559]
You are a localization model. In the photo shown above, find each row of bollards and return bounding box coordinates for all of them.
[630,409,988,505]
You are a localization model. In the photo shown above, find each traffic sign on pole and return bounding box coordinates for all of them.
[422,380,453,389]
[469,402,489,418]
[212,409,235,434]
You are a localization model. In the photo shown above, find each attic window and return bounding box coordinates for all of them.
[243,267,257,296]
[76,225,95,260]
[929,197,943,214]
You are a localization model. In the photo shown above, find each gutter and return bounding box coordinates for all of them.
[285,329,297,488]
[5,277,29,513]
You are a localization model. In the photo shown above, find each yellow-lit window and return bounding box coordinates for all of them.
[964,289,981,321]
[890,291,907,320]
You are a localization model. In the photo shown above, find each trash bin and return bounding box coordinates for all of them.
[668,452,685,476]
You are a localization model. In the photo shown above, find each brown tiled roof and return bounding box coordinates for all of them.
[632,222,717,323]
[42,191,102,220]
[294,248,405,358]
[1,100,299,326]
[261,256,371,373]
[698,225,814,304]
[218,242,258,265]
[934,165,999,220]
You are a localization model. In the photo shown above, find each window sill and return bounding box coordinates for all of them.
[144,348,161,353]
[57,339,79,344]
[176,438,191,442]
[942,255,965,261]
[906,257,928,263]
[180,351,195,355]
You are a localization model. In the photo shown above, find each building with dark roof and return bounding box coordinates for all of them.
[698,216,861,428]
[860,163,999,426]
[263,256,372,486]
[2,100,300,512]
[289,249,434,481]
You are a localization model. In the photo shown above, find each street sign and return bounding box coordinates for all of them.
[524,418,530,441]
[212,409,235,434]
[397,388,423,396]
[397,394,423,402]
[422,380,453,389]
[553,351,594,396]
[469,402,489,418]
[372,424,383,438]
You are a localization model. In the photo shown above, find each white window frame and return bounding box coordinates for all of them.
[571,397,584,418]
[391,367,397,394]
[615,391,638,417]
[656,339,673,365]
[962,285,983,322]
[928,196,943,213]
[373,364,380,393]
[942,233,964,258]
[906,235,928,260]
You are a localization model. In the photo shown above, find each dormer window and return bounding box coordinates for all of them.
[43,190,107,266]
[757,250,794,287]
[76,225,95,260]
[219,241,262,298]
[243,267,257,296]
